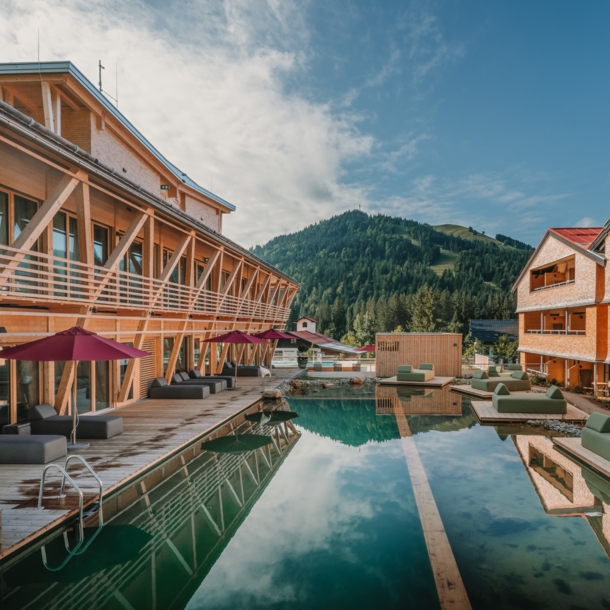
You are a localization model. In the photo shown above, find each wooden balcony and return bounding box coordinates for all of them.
[0,244,291,321]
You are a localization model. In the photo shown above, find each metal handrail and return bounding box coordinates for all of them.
[525,329,586,335]
[61,455,104,527]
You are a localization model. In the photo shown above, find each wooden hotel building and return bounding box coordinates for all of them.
[0,61,297,425]
[514,226,610,394]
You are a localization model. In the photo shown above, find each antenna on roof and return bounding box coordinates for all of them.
[116,62,119,108]
[98,60,105,92]
[98,59,119,107]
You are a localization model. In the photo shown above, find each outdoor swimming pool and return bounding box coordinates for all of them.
[2,384,610,609]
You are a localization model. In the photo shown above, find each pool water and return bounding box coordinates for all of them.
[2,385,610,609]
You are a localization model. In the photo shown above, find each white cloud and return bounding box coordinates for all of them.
[0,0,375,247]
[575,216,598,228]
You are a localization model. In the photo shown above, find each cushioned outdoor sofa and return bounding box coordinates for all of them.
[0,433,67,464]
[171,372,227,394]
[221,362,270,377]
[28,404,123,439]
[397,364,435,383]
[491,384,567,414]
[581,412,610,462]
[150,377,210,399]
[189,370,236,389]
[471,370,531,392]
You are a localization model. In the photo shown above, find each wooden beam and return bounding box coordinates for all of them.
[149,234,192,309]
[75,181,93,265]
[117,314,149,403]
[92,211,148,300]
[53,86,61,136]
[165,320,190,382]
[0,171,85,289]
[53,84,80,111]
[41,82,55,133]
[142,214,155,279]
[2,85,37,112]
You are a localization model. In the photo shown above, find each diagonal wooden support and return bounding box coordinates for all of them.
[92,212,148,301]
[117,314,150,402]
[0,171,85,289]
[165,319,190,382]
[149,234,192,309]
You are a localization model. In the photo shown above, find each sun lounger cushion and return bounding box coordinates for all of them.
[488,366,500,377]
[511,371,529,380]
[150,383,210,399]
[172,377,227,393]
[472,370,488,380]
[546,385,564,399]
[471,376,532,392]
[491,385,567,414]
[419,363,434,371]
[398,365,412,374]
[0,434,67,464]
[151,377,168,387]
[29,404,123,439]
[585,412,610,433]
[582,414,610,462]
[494,383,510,395]
[397,368,435,383]
[221,365,262,377]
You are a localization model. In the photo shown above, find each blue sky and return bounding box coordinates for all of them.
[2,1,608,246]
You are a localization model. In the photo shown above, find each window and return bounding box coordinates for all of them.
[0,191,8,246]
[13,195,37,242]
[530,256,575,291]
[302,322,308,328]
[93,224,109,266]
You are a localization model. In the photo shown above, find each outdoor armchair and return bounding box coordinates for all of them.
[581,412,610,462]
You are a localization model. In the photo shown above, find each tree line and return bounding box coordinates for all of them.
[252,210,532,344]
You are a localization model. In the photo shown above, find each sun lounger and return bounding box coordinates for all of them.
[28,404,123,439]
[0,433,67,464]
[313,363,322,372]
[171,372,227,394]
[150,378,210,399]
[471,370,531,392]
[491,384,567,414]
[221,362,263,377]
[581,412,610,462]
[397,364,435,383]
[506,364,523,371]
[188,370,236,389]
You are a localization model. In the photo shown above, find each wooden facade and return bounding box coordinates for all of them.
[513,227,610,394]
[0,62,298,424]
[375,332,462,378]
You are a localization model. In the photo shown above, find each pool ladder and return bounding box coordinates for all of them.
[37,456,104,570]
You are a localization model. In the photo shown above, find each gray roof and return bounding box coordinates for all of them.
[0,61,235,211]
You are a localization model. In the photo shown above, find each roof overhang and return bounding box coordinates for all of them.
[511,229,605,292]
[0,61,236,212]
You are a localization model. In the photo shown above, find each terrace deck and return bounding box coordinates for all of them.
[378,376,455,388]
[450,385,493,399]
[471,400,588,424]
[553,437,610,478]
[0,370,300,563]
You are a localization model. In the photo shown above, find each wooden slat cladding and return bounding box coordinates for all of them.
[140,339,156,398]
[376,333,462,377]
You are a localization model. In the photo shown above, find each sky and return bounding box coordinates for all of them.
[1,1,609,248]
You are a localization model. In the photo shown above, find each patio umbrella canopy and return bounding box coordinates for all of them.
[356,345,376,353]
[0,326,149,449]
[252,329,293,340]
[204,330,267,387]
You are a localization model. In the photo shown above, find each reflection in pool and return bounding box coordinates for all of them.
[2,387,610,609]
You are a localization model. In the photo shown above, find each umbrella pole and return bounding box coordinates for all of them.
[68,360,90,452]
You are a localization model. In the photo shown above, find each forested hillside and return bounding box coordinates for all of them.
[251,210,533,344]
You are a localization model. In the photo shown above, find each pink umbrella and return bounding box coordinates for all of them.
[356,345,376,353]
[204,330,267,387]
[0,327,149,449]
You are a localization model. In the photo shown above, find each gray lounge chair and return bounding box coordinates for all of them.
[29,404,123,439]
[171,372,227,394]
[150,377,209,399]
[188,370,236,389]
[221,362,263,377]
[313,363,323,372]
[0,434,67,464]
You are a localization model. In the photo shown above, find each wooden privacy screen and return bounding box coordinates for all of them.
[376,333,462,377]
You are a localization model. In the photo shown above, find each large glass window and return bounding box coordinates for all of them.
[93,224,109,266]
[120,343,134,401]
[163,338,174,376]
[176,337,188,373]
[13,195,37,241]
[95,361,111,411]
[16,361,39,422]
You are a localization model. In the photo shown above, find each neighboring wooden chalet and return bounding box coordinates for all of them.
[513,226,610,393]
[0,61,298,424]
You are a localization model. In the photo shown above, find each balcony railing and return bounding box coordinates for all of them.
[0,244,290,321]
[532,279,575,292]
[525,329,586,336]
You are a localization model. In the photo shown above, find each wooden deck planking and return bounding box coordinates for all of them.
[553,437,610,478]
[0,370,299,561]
[394,413,471,609]
[379,376,455,388]
[471,401,588,424]
[450,385,493,399]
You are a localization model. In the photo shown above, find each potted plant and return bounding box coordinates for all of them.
[297,345,309,369]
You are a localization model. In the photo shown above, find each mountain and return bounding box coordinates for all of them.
[251,210,533,341]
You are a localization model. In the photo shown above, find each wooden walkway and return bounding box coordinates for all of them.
[379,376,455,388]
[451,385,492,399]
[471,400,588,424]
[0,370,299,562]
[553,437,610,478]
